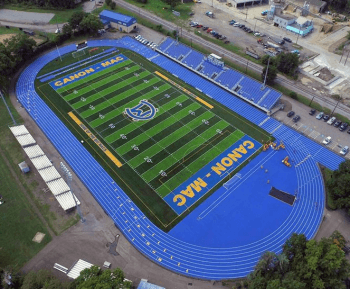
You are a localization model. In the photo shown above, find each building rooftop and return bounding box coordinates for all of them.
[99,10,136,25]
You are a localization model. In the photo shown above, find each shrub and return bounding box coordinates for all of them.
[289,91,297,99]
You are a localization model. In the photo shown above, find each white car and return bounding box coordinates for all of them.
[233,23,240,27]
[327,116,336,125]
[322,136,331,145]
[316,112,324,120]
[340,146,349,155]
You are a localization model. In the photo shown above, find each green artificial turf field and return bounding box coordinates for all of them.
[36,47,271,230]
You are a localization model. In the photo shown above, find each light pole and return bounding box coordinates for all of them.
[60,162,85,223]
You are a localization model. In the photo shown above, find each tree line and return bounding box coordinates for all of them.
[0,0,77,9]
[0,11,104,91]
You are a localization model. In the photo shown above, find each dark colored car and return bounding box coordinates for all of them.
[340,122,348,131]
[240,25,245,28]
[283,37,292,43]
[293,115,300,122]
[334,120,342,127]
[203,26,209,30]
[347,128,350,134]
[287,111,295,117]
[279,39,285,45]
[323,115,330,122]
[309,109,316,115]
[224,40,230,44]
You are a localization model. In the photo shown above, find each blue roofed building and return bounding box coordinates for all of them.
[99,10,137,33]
[137,279,165,289]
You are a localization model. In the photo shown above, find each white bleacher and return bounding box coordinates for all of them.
[23,144,45,158]
[9,125,29,136]
[16,134,36,147]
[47,178,70,196]
[9,124,80,211]
[67,259,93,279]
[30,155,52,170]
[38,166,61,182]
[56,192,80,211]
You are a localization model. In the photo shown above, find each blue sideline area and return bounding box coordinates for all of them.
[16,37,344,280]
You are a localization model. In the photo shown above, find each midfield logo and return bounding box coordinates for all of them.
[124,100,158,121]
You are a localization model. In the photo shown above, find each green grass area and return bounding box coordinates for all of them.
[321,166,337,210]
[0,26,23,35]
[123,0,194,23]
[2,3,83,24]
[0,97,51,271]
[36,47,271,230]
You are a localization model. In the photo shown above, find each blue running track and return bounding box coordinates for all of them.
[16,37,344,280]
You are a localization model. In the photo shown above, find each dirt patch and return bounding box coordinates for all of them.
[317,67,334,81]
[30,36,47,45]
[328,36,349,53]
[0,33,16,43]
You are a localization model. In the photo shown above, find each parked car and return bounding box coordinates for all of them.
[287,111,295,117]
[340,146,349,155]
[334,120,342,127]
[309,109,316,115]
[323,115,330,122]
[283,37,292,43]
[327,116,336,125]
[229,20,236,25]
[196,24,203,28]
[224,40,230,44]
[340,122,348,131]
[203,26,209,30]
[278,39,285,45]
[322,136,331,145]
[316,112,324,120]
[293,115,300,122]
[233,23,240,27]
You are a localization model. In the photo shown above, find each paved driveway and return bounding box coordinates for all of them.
[0,9,54,24]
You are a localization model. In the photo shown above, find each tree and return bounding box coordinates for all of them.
[161,0,181,9]
[21,269,67,289]
[276,52,299,76]
[326,160,350,214]
[62,23,73,37]
[289,91,297,99]
[4,33,36,62]
[79,14,104,35]
[68,11,87,30]
[248,233,350,289]
[261,65,277,85]
[110,2,116,10]
[71,266,131,289]
[106,0,112,6]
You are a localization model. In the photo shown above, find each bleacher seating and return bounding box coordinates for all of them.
[165,41,191,60]
[182,50,204,68]
[15,36,344,281]
[157,37,281,111]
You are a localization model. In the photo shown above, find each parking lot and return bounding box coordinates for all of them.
[188,1,316,59]
[275,96,350,158]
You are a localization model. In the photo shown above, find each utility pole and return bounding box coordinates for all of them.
[261,56,270,90]
[331,96,342,116]
[60,162,85,223]
[295,25,301,45]
[253,19,257,32]
[245,8,248,21]
[308,94,316,106]
[339,47,345,63]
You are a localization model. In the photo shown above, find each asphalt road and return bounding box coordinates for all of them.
[114,0,350,120]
